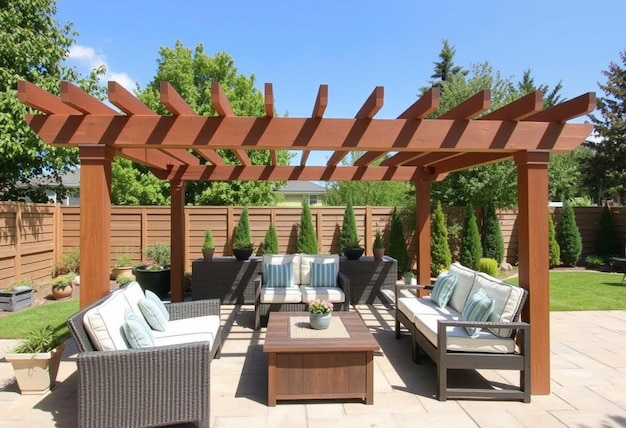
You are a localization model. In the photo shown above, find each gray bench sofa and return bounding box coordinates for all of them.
[395,262,530,402]
[67,281,222,428]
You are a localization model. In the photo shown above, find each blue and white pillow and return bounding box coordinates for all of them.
[310,262,336,288]
[266,263,292,287]
[460,288,495,337]
[430,272,458,308]
[122,310,155,348]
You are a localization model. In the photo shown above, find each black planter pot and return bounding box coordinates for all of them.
[233,248,253,261]
[133,266,171,299]
[344,247,364,260]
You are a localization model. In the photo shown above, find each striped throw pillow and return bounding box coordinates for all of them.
[430,272,458,308]
[310,262,336,288]
[266,263,292,287]
[460,288,495,337]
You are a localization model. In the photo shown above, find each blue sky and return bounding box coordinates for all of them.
[56,0,624,164]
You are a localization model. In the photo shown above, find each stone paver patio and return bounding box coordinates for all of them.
[1,304,626,427]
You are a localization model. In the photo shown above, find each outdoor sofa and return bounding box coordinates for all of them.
[395,262,530,402]
[254,254,350,329]
[67,281,222,428]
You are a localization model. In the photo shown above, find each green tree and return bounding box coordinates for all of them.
[549,148,594,202]
[548,213,560,268]
[262,223,279,255]
[340,198,359,251]
[556,202,582,267]
[297,198,318,253]
[427,39,468,88]
[481,201,504,264]
[459,203,482,270]
[111,158,169,205]
[0,0,103,201]
[233,206,252,246]
[584,50,626,204]
[596,205,620,258]
[430,201,451,276]
[516,69,564,108]
[388,207,409,276]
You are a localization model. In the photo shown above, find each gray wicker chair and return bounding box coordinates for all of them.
[67,298,222,428]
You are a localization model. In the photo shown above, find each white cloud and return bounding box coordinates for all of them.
[68,44,136,92]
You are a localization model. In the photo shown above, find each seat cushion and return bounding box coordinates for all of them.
[300,254,339,286]
[397,296,460,322]
[265,262,293,287]
[430,271,458,308]
[448,262,477,313]
[152,315,220,348]
[300,285,345,303]
[263,254,300,286]
[260,284,302,303]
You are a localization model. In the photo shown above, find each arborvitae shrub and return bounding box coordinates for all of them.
[596,205,620,258]
[340,198,360,251]
[548,213,560,268]
[478,258,499,276]
[556,202,582,267]
[481,201,504,264]
[388,207,408,278]
[297,198,318,253]
[263,224,279,254]
[233,206,252,246]
[459,203,482,270]
[430,201,451,276]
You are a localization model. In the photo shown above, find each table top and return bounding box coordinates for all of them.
[263,312,380,353]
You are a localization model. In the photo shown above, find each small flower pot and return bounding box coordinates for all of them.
[6,342,65,395]
[373,248,384,261]
[233,248,253,261]
[202,248,215,261]
[309,312,332,330]
[51,285,73,300]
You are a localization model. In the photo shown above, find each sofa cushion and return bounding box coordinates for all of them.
[152,315,219,348]
[300,286,345,303]
[309,262,337,287]
[265,262,293,287]
[259,284,302,303]
[300,254,339,286]
[430,272,458,308]
[83,290,131,351]
[263,254,300,286]
[398,297,460,322]
[460,288,495,337]
[448,262,477,313]
[138,291,170,332]
[472,272,525,338]
[122,310,155,349]
[119,281,148,316]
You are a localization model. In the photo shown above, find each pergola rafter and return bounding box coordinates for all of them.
[18,79,596,398]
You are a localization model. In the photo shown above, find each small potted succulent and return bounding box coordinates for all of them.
[308,299,334,330]
[201,229,215,261]
[133,243,171,299]
[373,229,385,261]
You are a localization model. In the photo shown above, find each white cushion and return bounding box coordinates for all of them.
[260,284,303,303]
[448,262,477,313]
[397,297,460,322]
[83,291,131,351]
[300,286,345,303]
[118,281,146,316]
[472,272,525,338]
[263,254,300,286]
[300,254,339,286]
[152,315,220,348]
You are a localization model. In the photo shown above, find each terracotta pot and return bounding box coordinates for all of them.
[373,248,384,261]
[202,248,215,261]
[110,266,133,280]
[51,284,73,300]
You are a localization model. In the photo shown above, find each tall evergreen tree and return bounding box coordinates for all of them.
[388,207,409,277]
[548,213,560,268]
[340,198,359,251]
[428,39,468,87]
[596,205,620,258]
[430,201,451,276]
[233,206,252,246]
[516,69,564,107]
[297,198,318,253]
[556,202,582,267]
[263,223,279,255]
[481,201,504,264]
[459,203,482,270]
[584,50,626,204]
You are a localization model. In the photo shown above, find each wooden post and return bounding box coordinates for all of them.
[414,180,431,296]
[79,145,114,308]
[515,150,550,395]
[170,178,186,302]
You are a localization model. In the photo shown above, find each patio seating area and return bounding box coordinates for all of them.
[2,304,626,427]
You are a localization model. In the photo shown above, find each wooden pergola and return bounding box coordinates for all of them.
[18,80,595,395]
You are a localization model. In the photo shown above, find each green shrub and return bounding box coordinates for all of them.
[116,274,134,286]
[233,207,252,248]
[596,205,620,258]
[373,229,384,250]
[263,223,279,254]
[556,202,582,267]
[481,201,504,264]
[478,258,499,276]
[430,201,451,276]
[297,198,318,253]
[584,254,605,270]
[548,213,560,268]
[388,207,408,277]
[340,198,360,253]
[202,229,214,249]
[459,203,482,270]
[143,242,171,266]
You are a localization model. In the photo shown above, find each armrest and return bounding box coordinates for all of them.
[254,274,262,306]
[338,272,350,308]
[165,298,220,320]
[436,319,530,354]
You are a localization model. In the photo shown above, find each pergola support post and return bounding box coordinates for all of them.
[78,145,115,308]
[170,178,186,302]
[414,179,431,297]
[515,150,551,395]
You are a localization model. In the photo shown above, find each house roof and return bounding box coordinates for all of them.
[278,181,326,194]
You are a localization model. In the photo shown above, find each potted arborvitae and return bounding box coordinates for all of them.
[201,228,215,261]
[373,229,385,261]
[5,325,67,394]
[232,207,254,261]
[133,242,171,299]
[341,199,363,260]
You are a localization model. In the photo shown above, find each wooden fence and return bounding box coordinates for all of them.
[1,202,625,287]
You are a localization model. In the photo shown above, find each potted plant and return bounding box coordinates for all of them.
[373,229,385,261]
[343,238,364,261]
[308,299,334,330]
[111,251,134,280]
[133,242,171,299]
[0,280,34,312]
[5,325,67,394]
[403,271,417,285]
[201,229,215,261]
[51,272,76,300]
[232,207,254,261]
[232,239,254,261]
[116,274,135,287]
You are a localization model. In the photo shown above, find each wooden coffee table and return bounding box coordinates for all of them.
[263,311,380,406]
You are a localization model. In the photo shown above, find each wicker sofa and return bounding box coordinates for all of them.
[67,281,222,428]
[395,262,530,402]
[254,254,350,329]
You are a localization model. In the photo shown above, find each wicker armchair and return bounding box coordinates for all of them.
[67,298,222,428]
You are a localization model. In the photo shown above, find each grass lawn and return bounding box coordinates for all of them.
[507,270,625,311]
[0,300,79,340]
